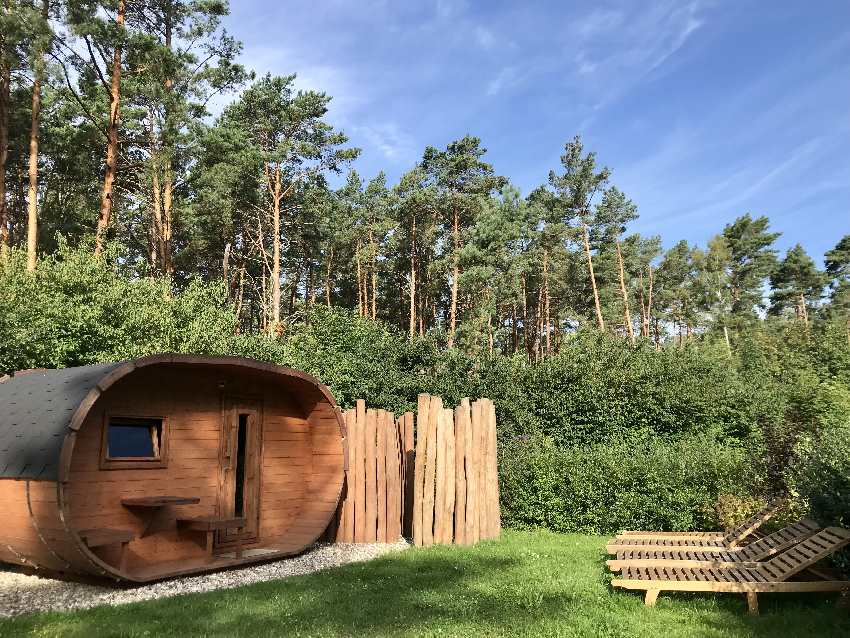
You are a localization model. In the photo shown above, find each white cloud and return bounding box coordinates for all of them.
[487,66,521,96]
[352,122,416,161]
[435,0,467,20]
[570,1,707,111]
[474,25,495,50]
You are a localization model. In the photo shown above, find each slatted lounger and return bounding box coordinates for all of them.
[607,519,820,568]
[607,501,785,552]
[614,499,784,546]
[610,526,850,615]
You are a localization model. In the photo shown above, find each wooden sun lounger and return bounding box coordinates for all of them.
[610,526,850,615]
[608,500,784,552]
[614,499,784,546]
[607,519,820,568]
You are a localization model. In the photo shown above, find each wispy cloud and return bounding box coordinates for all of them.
[570,1,706,109]
[352,122,417,161]
[487,66,521,96]
[474,25,495,49]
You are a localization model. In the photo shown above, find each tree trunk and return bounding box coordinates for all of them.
[355,241,363,317]
[161,1,174,275]
[799,293,809,326]
[0,42,10,258]
[26,3,48,271]
[521,273,531,360]
[94,0,125,256]
[409,217,416,339]
[511,304,517,354]
[583,223,605,331]
[325,246,333,307]
[543,250,550,356]
[645,266,654,338]
[234,264,245,330]
[222,242,231,289]
[487,310,493,356]
[638,270,647,338]
[448,205,460,348]
[151,154,162,267]
[270,165,282,333]
[369,231,377,320]
[615,239,634,345]
[162,166,173,274]
[723,325,732,358]
[653,316,660,350]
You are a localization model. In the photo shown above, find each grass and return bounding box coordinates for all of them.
[1,530,848,637]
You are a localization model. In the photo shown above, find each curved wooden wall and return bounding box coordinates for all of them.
[0,359,345,582]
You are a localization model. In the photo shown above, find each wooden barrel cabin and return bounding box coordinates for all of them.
[0,355,346,582]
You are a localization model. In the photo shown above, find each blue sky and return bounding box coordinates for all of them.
[222,1,850,262]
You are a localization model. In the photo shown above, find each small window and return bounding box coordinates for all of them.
[101,416,168,469]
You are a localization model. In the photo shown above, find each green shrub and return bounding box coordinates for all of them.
[499,433,759,534]
[787,382,850,527]
[2,245,848,536]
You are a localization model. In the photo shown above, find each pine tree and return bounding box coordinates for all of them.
[722,213,780,318]
[422,135,505,348]
[769,244,826,324]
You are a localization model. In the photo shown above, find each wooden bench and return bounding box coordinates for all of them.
[177,517,246,559]
[78,528,136,571]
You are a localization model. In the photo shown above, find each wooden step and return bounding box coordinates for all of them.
[78,528,136,548]
[177,516,246,531]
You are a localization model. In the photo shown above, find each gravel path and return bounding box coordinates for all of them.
[0,540,408,618]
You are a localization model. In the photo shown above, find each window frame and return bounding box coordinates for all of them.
[100,413,169,470]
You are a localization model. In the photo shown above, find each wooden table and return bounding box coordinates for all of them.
[178,516,247,559]
[121,496,201,508]
[121,496,201,536]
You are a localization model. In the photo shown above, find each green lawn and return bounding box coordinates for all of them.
[1,530,848,637]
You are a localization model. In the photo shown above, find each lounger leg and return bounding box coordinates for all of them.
[645,590,660,606]
[746,592,759,616]
[119,541,129,572]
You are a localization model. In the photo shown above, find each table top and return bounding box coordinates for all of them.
[121,496,201,507]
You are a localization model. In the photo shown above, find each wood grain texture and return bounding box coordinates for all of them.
[376,411,387,543]
[402,411,415,539]
[39,361,344,582]
[354,400,367,543]
[421,395,441,547]
[365,409,378,543]
[412,394,430,546]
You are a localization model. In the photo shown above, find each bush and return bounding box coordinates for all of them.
[499,433,759,534]
[2,245,848,536]
[0,243,238,373]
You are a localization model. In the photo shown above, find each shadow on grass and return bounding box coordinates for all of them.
[3,534,850,638]
[0,550,574,638]
[593,538,850,633]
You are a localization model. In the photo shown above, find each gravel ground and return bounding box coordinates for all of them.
[0,540,408,618]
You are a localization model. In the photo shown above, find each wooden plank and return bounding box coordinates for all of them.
[422,395,441,546]
[376,411,388,543]
[365,409,378,542]
[387,413,401,541]
[354,400,367,543]
[486,399,501,539]
[337,409,354,542]
[412,394,430,546]
[442,407,456,545]
[402,411,415,539]
[474,400,488,540]
[460,399,476,545]
[434,405,448,544]
[454,402,467,546]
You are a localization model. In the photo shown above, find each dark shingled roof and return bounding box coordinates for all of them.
[0,362,124,480]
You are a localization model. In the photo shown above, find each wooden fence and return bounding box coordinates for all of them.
[328,394,500,546]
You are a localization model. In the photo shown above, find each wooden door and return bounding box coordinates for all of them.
[218,397,263,545]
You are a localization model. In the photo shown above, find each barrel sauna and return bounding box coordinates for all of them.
[0,355,346,582]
